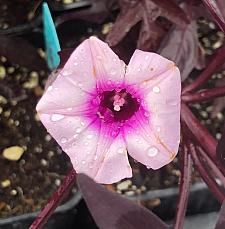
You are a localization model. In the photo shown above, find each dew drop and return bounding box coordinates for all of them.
[87,134,93,139]
[88,162,94,169]
[137,67,141,72]
[62,70,71,76]
[67,107,72,111]
[80,121,85,126]
[60,137,67,143]
[110,68,116,75]
[51,114,64,122]
[117,148,124,154]
[74,62,78,66]
[47,86,53,92]
[78,82,83,87]
[82,160,86,165]
[75,128,82,133]
[145,55,149,60]
[84,142,89,146]
[156,126,161,132]
[94,155,98,160]
[152,86,160,93]
[73,134,78,139]
[147,146,158,157]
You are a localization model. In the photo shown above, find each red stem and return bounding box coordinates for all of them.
[29,169,76,229]
[182,86,225,103]
[197,146,225,189]
[174,144,192,229]
[182,45,225,93]
[181,103,217,160]
[187,142,225,203]
[202,0,225,35]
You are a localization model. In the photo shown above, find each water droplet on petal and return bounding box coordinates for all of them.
[62,70,71,76]
[147,146,158,157]
[117,148,125,154]
[80,121,85,126]
[87,134,93,139]
[51,114,64,122]
[145,55,149,60]
[84,142,89,146]
[156,126,161,132]
[47,86,53,91]
[67,107,72,111]
[73,134,79,139]
[74,62,78,66]
[75,128,82,133]
[153,86,160,93]
[110,68,116,75]
[60,137,67,143]
[94,155,98,160]
[82,160,86,164]
[137,67,141,72]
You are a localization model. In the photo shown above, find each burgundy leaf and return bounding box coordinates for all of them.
[149,0,190,25]
[78,174,169,229]
[158,21,205,81]
[106,0,189,51]
[215,201,225,229]
[0,35,48,71]
[106,2,142,47]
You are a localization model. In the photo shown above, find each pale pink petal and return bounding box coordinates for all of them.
[39,112,130,183]
[94,135,132,184]
[124,51,181,169]
[37,37,125,114]
[61,36,126,90]
[125,50,174,85]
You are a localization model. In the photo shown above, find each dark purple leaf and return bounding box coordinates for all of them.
[0,35,48,71]
[106,0,189,51]
[158,21,205,81]
[78,174,169,229]
[215,201,225,229]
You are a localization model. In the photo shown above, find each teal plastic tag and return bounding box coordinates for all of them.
[42,2,61,70]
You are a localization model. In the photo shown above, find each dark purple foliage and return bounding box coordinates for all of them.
[77,174,169,229]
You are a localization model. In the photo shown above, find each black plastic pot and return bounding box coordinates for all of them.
[127,181,221,221]
[0,190,81,229]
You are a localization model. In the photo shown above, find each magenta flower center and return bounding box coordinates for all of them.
[99,89,140,122]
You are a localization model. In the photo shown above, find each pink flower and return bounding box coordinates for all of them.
[36,37,181,184]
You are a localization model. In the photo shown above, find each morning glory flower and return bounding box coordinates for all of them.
[36,37,181,184]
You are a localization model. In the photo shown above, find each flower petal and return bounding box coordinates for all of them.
[39,112,130,183]
[94,135,132,184]
[124,51,181,169]
[61,36,126,90]
[125,50,174,85]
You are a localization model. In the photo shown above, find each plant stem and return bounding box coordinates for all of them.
[202,0,225,35]
[187,142,225,203]
[174,144,192,229]
[197,146,225,189]
[29,169,76,229]
[182,45,225,93]
[181,103,217,160]
[182,86,225,103]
